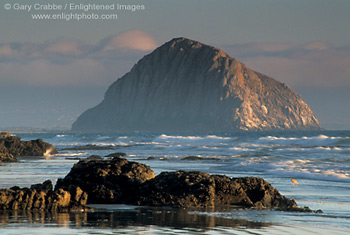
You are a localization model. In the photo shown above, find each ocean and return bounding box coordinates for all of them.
[0,130,349,234]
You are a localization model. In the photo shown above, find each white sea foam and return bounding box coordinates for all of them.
[231,146,254,151]
[258,134,343,146]
[271,159,350,182]
[55,134,66,138]
[154,134,233,143]
[215,154,350,183]
[55,152,88,157]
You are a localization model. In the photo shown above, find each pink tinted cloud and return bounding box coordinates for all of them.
[0,44,17,57]
[252,42,293,52]
[304,42,330,51]
[0,30,157,86]
[45,41,83,56]
[1,35,349,89]
[102,30,158,52]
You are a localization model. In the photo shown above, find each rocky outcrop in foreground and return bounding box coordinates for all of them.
[0,180,87,212]
[72,37,321,131]
[56,155,312,211]
[55,156,155,204]
[0,136,58,157]
[136,171,296,209]
[1,155,320,212]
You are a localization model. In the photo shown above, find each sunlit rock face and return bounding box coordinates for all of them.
[72,38,321,131]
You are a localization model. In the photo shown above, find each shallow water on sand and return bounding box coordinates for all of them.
[0,130,349,234]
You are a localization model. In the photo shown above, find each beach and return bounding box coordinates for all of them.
[0,130,349,234]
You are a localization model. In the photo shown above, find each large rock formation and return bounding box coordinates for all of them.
[72,37,321,131]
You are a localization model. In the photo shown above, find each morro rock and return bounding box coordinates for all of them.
[72,38,321,131]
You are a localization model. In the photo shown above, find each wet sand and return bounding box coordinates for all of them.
[0,205,348,234]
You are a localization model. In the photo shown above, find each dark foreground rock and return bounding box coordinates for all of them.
[136,171,296,210]
[1,155,319,212]
[0,136,58,157]
[55,157,155,204]
[55,156,306,211]
[0,180,88,212]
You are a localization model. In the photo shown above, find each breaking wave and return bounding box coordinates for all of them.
[258,134,343,146]
[155,134,234,142]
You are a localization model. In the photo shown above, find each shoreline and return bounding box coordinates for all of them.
[0,131,349,234]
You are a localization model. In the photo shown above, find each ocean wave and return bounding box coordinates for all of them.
[271,158,350,182]
[268,168,350,182]
[55,152,88,157]
[153,134,236,148]
[279,146,348,153]
[55,134,66,138]
[216,156,350,183]
[335,137,350,145]
[155,134,233,141]
[258,134,344,147]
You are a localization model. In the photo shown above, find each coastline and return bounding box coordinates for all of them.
[0,130,349,234]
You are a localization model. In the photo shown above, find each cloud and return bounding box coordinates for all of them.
[0,44,16,57]
[102,30,158,52]
[304,42,330,51]
[223,42,350,88]
[44,41,83,56]
[0,30,157,87]
[1,33,349,90]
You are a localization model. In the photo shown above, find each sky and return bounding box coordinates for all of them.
[0,0,350,130]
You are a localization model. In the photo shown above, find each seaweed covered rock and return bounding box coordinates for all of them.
[0,137,58,157]
[136,171,297,209]
[55,156,155,204]
[0,180,87,212]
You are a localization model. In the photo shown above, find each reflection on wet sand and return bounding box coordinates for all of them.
[0,206,270,231]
